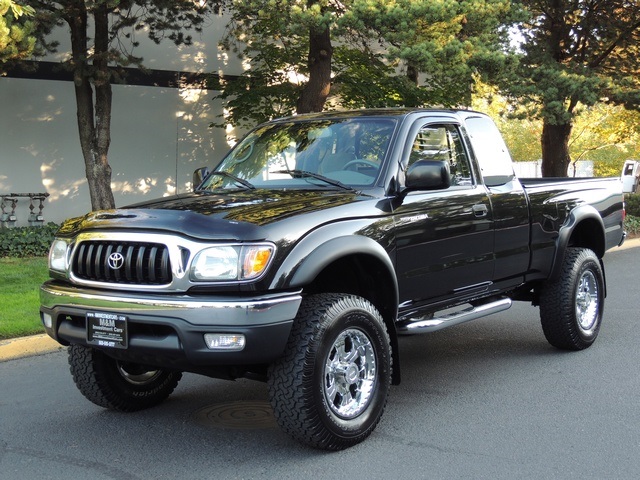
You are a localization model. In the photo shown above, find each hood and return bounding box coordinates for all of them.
[58,189,364,241]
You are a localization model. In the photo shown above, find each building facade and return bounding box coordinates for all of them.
[0,13,242,226]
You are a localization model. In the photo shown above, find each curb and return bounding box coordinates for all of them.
[0,334,65,363]
[616,236,640,251]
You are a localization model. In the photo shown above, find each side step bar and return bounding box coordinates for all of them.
[396,297,512,335]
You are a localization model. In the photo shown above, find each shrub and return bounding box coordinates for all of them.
[625,193,640,218]
[625,215,640,237]
[0,222,59,257]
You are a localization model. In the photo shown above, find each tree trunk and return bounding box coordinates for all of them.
[90,3,115,210]
[407,63,419,86]
[541,120,572,177]
[296,23,332,114]
[68,1,115,211]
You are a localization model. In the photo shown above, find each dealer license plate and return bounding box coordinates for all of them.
[86,312,128,349]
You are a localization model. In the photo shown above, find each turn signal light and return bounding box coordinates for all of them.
[243,247,273,279]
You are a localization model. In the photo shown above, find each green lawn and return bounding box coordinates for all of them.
[0,257,49,339]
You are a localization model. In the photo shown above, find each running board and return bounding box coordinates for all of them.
[396,297,512,335]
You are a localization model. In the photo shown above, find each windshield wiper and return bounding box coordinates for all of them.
[275,170,355,192]
[201,171,255,190]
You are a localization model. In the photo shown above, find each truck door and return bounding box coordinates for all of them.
[463,115,530,285]
[393,122,495,309]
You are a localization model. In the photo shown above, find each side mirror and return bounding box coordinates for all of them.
[193,167,210,191]
[405,160,450,191]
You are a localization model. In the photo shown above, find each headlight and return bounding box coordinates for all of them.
[49,238,70,273]
[191,244,275,281]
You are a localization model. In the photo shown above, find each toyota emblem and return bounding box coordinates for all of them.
[107,252,125,270]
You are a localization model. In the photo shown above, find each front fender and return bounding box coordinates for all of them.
[269,224,401,385]
[270,227,398,305]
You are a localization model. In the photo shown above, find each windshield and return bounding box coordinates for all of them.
[199,117,397,191]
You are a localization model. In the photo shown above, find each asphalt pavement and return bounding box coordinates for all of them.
[1,238,639,479]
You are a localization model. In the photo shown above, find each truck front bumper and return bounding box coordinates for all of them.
[40,281,302,369]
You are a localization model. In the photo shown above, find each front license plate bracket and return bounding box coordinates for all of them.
[87,312,128,349]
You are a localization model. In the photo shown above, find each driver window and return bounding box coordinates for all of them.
[408,124,473,186]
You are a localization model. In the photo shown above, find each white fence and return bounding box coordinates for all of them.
[513,160,594,178]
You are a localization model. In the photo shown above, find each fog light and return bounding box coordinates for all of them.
[204,334,246,351]
[42,313,52,329]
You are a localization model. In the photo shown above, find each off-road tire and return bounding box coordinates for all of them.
[68,344,182,412]
[540,247,605,350]
[268,293,392,450]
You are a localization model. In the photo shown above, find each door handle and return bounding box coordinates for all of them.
[472,204,488,217]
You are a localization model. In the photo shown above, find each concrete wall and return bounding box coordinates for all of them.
[0,13,245,226]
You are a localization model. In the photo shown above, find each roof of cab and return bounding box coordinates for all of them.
[267,107,489,124]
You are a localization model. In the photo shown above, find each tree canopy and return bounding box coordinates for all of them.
[502,0,640,176]
[213,0,518,128]
[0,0,35,71]
[217,0,640,178]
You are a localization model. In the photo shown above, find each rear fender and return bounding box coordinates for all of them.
[550,204,605,282]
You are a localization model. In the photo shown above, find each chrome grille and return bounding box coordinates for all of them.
[71,241,172,285]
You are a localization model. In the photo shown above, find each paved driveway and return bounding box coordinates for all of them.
[1,240,639,479]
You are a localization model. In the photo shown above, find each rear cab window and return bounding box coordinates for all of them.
[463,116,515,187]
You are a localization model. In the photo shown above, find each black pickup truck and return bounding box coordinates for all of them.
[40,108,626,450]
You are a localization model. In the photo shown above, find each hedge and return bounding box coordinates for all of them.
[625,193,640,218]
[0,223,59,258]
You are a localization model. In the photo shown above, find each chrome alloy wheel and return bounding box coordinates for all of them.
[576,270,599,334]
[117,362,163,385]
[323,328,377,419]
